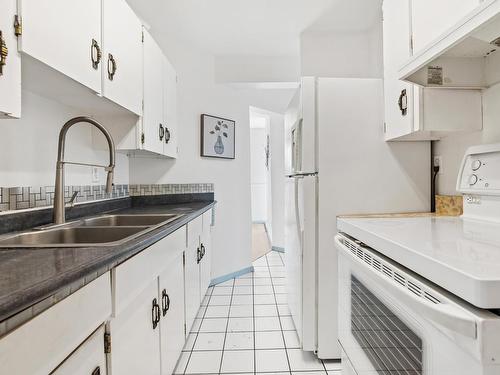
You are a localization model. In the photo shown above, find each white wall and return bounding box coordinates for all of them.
[250,118,268,223]
[0,90,130,187]
[434,83,500,194]
[129,34,295,280]
[300,24,383,78]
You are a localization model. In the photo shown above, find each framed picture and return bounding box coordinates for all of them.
[200,114,235,159]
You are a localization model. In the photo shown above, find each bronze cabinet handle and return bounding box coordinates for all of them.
[398,89,408,116]
[164,126,171,144]
[161,289,170,316]
[107,53,117,80]
[91,367,101,375]
[152,298,160,329]
[197,247,201,264]
[159,124,164,141]
[0,31,8,76]
[91,39,101,70]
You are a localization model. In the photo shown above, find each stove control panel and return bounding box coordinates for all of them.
[457,143,500,222]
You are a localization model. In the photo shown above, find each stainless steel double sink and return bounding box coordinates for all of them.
[0,214,183,248]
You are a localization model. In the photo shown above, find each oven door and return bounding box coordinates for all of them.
[336,234,500,375]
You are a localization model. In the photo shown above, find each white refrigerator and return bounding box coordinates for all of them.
[284,77,431,359]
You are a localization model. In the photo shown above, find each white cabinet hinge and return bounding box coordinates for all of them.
[383,122,387,133]
[104,332,111,354]
[410,35,414,54]
[184,323,187,336]
[141,30,144,43]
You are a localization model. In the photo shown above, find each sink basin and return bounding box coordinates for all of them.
[0,227,150,248]
[81,214,181,227]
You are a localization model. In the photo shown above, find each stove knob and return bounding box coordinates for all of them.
[468,174,478,186]
[471,160,482,171]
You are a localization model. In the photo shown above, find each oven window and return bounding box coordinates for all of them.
[351,275,423,375]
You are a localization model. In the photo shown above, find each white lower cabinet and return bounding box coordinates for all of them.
[199,211,213,301]
[159,253,186,375]
[52,325,107,375]
[184,239,202,332]
[109,226,187,375]
[109,278,162,375]
[0,273,111,375]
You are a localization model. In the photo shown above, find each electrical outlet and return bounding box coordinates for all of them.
[433,156,443,175]
[91,167,99,183]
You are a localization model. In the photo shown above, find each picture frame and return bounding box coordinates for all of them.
[200,114,236,159]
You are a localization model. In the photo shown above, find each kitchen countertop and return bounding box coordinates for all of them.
[337,215,500,309]
[0,200,215,326]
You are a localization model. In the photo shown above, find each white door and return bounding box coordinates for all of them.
[109,278,161,375]
[52,326,107,375]
[199,213,212,299]
[102,0,142,115]
[411,0,481,53]
[163,56,178,158]
[184,243,201,333]
[142,28,164,155]
[382,0,416,140]
[0,0,21,118]
[18,0,102,93]
[159,253,186,375]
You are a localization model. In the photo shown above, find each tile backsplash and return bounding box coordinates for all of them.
[0,183,214,212]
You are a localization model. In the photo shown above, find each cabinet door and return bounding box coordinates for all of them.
[102,0,142,115]
[52,326,106,375]
[142,28,164,155]
[184,243,201,333]
[411,0,481,53]
[19,0,102,93]
[382,0,416,140]
[159,253,185,375]
[109,278,161,375]
[0,0,21,118]
[163,56,178,158]
[199,212,212,299]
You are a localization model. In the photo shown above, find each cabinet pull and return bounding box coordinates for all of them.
[0,31,8,76]
[398,89,408,116]
[107,53,117,80]
[91,367,101,375]
[159,124,164,141]
[152,298,160,329]
[161,289,170,316]
[165,126,171,144]
[197,247,201,264]
[91,39,101,70]
[200,243,206,260]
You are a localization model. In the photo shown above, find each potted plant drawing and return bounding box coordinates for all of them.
[209,120,229,155]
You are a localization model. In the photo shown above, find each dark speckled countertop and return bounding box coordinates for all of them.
[0,199,215,326]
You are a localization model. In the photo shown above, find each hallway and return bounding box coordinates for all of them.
[173,251,341,374]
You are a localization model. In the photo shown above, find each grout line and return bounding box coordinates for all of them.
[218,277,235,374]
[265,253,292,375]
[183,285,215,374]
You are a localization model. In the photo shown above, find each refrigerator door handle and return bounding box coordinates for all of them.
[286,172,318,178]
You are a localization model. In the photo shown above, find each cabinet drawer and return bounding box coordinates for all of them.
[52,325,107,375]
[187,215,203,246]
[113,227,186,315]
[0,273,111,375]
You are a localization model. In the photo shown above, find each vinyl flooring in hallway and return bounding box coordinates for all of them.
[173,251,341,374]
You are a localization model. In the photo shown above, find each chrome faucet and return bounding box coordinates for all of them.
[53,116,116,224]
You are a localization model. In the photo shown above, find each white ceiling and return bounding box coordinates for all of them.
[126,0,382,57]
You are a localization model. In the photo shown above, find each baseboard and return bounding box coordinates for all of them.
[272,246,285,253]
[210,266,255,286]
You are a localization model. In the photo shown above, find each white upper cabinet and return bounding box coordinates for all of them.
[140,28,178,158]
[400,0,500,88]
[382,0,416,140]
[0,0,21,118]
[142,28,165,155]
[383,0,484,141]
[102,0,143,115]
[18,0,102,94]
[163,56,178,158]
[411,0,482,53]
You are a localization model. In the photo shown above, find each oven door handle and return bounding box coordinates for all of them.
[335,235,478,340]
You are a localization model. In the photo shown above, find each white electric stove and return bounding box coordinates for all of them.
[336,143,500,375]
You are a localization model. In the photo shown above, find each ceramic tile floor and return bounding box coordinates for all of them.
[174,251,341,375]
